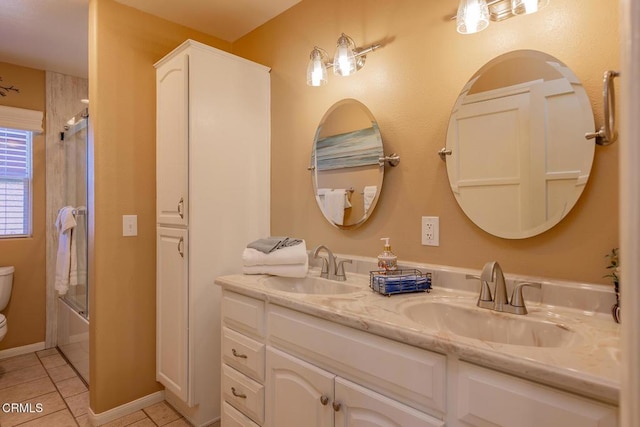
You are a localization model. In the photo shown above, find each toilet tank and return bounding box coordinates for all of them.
[0,266,14,310]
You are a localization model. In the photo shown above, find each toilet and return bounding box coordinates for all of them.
[0,266,14,341]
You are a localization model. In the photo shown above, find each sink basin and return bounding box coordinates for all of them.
[402,301,579,347]
[260,276,363,295]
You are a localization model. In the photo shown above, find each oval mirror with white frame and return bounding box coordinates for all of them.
[311,99,384,229]
[445,50,595,239]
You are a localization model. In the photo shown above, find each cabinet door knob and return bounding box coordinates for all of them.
[320,395,329,406]
[177,237,184,258]
[231,387,247,399]
[177,197,184,219]
[232,348,248,359]
[332,401,341,412]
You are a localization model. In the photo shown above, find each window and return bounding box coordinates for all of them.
[0,127,32,237]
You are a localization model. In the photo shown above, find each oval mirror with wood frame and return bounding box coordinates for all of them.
[445,50,596,239]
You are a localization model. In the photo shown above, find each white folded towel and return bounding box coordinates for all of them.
[243,240,308,266]
[55,206,77,295]
[242,260,309,278]
[363,185,377,212]
[324,189,347,225]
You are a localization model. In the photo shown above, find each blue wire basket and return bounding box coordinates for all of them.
[369,269,432,296]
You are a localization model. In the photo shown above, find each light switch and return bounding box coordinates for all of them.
[123,215,137,237]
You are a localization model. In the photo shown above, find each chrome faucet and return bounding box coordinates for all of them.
[466,261,541,315]
[481,261,509,312]
[313,245,336,279]
[312,245,351,281]
[464,274,493,309]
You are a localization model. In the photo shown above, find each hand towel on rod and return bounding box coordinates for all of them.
[363,186,377,212]
[54,206,77,295]
[324,189,348,225]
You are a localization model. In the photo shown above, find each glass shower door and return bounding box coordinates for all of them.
[61,108,89,319]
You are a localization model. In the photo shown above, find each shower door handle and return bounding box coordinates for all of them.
[177,237,185,258]
[177,197,184,219]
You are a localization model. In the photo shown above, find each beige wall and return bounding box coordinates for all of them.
[88,0,229,413]
[87,0,619,415]
[0,62,46,350]
[233,0,620,284]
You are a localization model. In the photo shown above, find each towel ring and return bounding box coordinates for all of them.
[585,70,620,146]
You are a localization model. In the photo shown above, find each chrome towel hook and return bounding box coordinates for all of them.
[585,70,620,146]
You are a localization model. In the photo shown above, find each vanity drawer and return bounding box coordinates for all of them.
[455,361,618,427]
[223,290,265,338]
[222,364,265,425]
[222,401,261,427]
[222,326,265,382]
[267,305,447,415]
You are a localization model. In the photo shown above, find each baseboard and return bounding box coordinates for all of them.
[87,391,165,426]
[165,389,220,427]
[0,341,46,359]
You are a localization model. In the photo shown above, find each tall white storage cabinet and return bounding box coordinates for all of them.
[155,40,270,426]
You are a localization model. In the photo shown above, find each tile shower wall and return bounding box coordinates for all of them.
[45,72,88,348]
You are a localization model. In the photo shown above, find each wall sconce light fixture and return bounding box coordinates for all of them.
[307,47,329,86]
[456,0,490,34]
[306,33,381,87]
[456,0,549,34]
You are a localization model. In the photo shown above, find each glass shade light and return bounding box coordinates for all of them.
[333,33,357,76]
[456,0,490,34]
[306,47,328,87]
[511,0,549,15]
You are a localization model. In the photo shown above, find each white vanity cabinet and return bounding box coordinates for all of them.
[219,287,618,427]
[220,290,446,427]
[217,275,618,427]
[155,39,270,426]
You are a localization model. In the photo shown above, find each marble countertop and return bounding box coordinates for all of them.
[215,268,621,404]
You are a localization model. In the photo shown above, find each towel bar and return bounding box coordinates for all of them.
[585,70,620,146]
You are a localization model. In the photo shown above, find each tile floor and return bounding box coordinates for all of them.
[0,348,198,426]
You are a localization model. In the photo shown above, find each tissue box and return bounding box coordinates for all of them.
[369,269,432,296]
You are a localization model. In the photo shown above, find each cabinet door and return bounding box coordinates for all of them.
[334,377,445,427]
[266,347,334,427]
[156,52,188,226]
[455,362,618,427]
[156,227,189,401]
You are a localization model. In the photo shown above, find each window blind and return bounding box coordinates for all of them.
[0,127,31,237]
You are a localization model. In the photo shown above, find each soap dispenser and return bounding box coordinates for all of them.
[377,238,398,272]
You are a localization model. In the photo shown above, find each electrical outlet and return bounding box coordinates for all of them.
[422,216,439,246]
